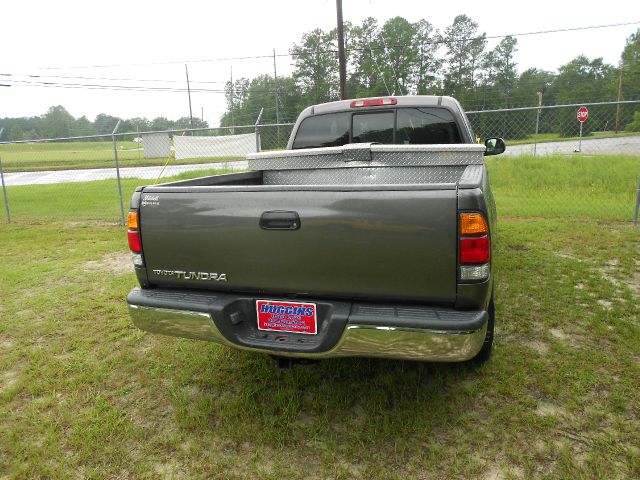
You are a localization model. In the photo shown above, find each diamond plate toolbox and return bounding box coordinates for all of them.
[249,143,486,186]
[247,143,486,171]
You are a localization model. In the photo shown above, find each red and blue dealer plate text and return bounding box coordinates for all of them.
[256,300,317,335]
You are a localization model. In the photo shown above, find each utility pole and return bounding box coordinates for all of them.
[185,64,194,130]
[336,0,347,100]
[273,48,281,145]
[230,66,235,128]
[201,106,204,122]
[615,60,624,133]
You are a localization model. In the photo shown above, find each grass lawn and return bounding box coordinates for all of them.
[485,154,640,221]
[0,218,638,479]
[1,134,637,172]
[506,131,640,146]
[0,156,639,478]
[1,154,638,223]
[0,168,236,223]
[0,140,242,172]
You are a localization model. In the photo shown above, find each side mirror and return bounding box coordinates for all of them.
[484,137,506,156]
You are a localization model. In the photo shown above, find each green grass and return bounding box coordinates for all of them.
[0,155,639,478]
[0,140,242,172]
[0,168,237,222]
[507,131,640,146]
[485,154,639,221]
[1,154,638,223]
[0,217,638,478]
[1,134,637,172]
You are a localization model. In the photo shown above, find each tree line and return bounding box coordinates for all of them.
[219,15,640,131]
[1,15,639,142]
[0,108,209,142]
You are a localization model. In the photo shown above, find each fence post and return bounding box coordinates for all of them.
[534,92,542,156]
[0,157,10,224]
[112,120,125,225]
[0,128,9,224]
[254,107,264,153]
[634,177,640,226]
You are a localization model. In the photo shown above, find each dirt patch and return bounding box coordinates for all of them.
[483,466,524,480]
[83,252,132,276]
[549,328,569,341]
[549,328,583,348]
[597,299,613,310]
[553,437,588,467]
[554,251,582,262]
[536,402,567,418]
[0,367,20,393]
[522,340,549,355]
[153,462,186,479]
[600,271,621,288]
[596,258,639,300]
[626,272,640,298]
[483,467,504,480]
[65,220,120,228]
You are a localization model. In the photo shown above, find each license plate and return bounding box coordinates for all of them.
[256,300,317,335]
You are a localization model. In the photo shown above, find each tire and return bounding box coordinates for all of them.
[470,293,495,364]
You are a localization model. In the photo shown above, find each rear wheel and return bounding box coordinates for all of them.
[470,293,494,364]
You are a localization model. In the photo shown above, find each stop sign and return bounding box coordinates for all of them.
[577,106,589,123]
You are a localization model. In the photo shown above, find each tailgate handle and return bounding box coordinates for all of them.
[260,211,301,230]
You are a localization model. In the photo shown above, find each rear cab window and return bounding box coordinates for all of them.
[290,112,350,149]
[396,108,461,144]
[292,107,462,149]
[352,112,394,144]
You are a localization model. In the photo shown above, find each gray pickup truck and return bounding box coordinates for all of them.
[126,96,505,366]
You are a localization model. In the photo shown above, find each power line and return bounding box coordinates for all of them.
[378,31,404,95]
[0,73,226,84]
[1,20,636,103]
[2,74,303,96]
[2,75,628,100]
[1,78,228,93]
[1,78,287,95]
[28,20,640,71]
[0,73,566,92]
[367,36,391,96]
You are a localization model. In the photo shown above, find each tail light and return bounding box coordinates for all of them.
[460,213,488,236]
[350,97,397,108]
[459,212,490,281]
[127,210,139,230]
[127,210,144,266]
[460,237,490,263]
[127,230,141,253]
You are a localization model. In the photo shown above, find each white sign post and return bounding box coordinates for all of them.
[576,106,589,152]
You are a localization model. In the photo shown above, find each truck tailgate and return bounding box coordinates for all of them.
[139,186,458,303]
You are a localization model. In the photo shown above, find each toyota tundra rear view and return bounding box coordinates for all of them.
[125,95,505,365]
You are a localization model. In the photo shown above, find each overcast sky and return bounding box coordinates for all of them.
[1,0,638,128]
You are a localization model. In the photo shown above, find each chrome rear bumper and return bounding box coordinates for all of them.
[128,296,487,362]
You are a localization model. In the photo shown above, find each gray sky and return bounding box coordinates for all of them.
[1,0,638,127]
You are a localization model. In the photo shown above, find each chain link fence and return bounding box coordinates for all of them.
[0,123,294,224]
[0,102,639,225]
[467,101,640,222]
[467,100,640,156]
